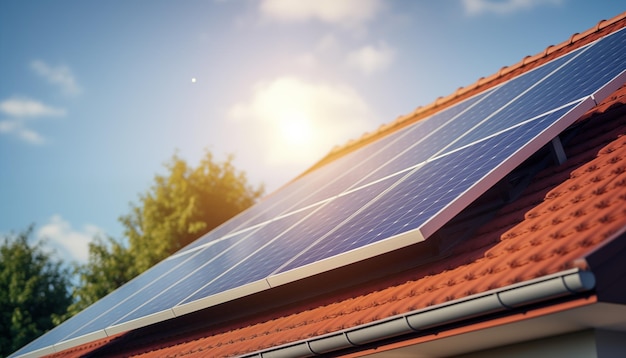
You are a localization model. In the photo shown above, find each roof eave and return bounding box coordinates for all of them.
[242,268,596,357]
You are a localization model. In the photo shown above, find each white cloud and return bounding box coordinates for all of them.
[229,76,374,167]
[36,215,103,263]
[0,97,66,118]
[294,53,319,69]
[18,127,45,144]
[0,120,18,133]
[259,0,383,28]
[0,120,45,144]
[462,0,563,15]
[31,60,82,96]
[346,42,395,75]
[0,97,66,144]
[316,33,341,53]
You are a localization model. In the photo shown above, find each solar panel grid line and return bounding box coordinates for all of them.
[347,91,499,187]
[106,209,320,327]
[325,99,564,203]
[170,202,337,307]
[176,183,314,253]
[242,87,499,232]
[249,117,428,216]
[452,28,626,153]
[168,199,325,260]
[429,98,587,163]
[280,126,420,209]
[179,175,402,304]
[276,104,583,271]
[592,69,626,104]
[169,73,506,263]
[60,233,252,340]
[175,120,416,257]
[169,219,265,260]
[115,204,322,325]
[339,88,500,194]
[174,94,485,261]
[267,223,427,288]
[58,250,199,339]
[272,32,626,272]
[110,236,253,325]
[176,153,354,254]
[418,101,593,238]
[8,242,209,356]
[429,44,592,162]
[267,169,420,277]
[355,52,579,188]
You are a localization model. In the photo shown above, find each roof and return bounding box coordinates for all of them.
[44,11,626,358]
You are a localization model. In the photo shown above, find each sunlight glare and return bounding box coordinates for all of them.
[278,112,313,145]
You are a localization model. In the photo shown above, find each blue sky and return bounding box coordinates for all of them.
[1,0,623,265]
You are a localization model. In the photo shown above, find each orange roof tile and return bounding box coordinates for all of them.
[45,11,626,358]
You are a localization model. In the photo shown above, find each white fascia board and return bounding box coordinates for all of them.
[173,279,271,317]
[105,309,175,336]
[266,228,425,288]
[53,329,109,353]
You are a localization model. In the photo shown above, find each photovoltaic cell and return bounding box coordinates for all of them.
[63,233,251,340]
[278,103,579,272]
[111,206,317,326]
[448,34,626,152]
[11,25,626,358]
[180,175,398,304]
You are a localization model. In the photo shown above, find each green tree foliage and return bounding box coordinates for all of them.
[122,151,264,272]
[71,151,264,311]
[0,226,72,358]
[65,236,137,318]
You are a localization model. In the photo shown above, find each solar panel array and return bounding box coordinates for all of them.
[13,26,626,358]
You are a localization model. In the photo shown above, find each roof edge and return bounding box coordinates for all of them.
[240,268,595,358]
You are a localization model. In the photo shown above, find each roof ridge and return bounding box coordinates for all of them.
[307,11,626,173]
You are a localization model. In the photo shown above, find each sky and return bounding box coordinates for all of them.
[1,0,624,266]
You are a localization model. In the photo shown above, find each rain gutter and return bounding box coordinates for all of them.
[240,268,595,358]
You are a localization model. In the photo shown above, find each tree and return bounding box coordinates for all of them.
[71,151,264,310]
[0,226,72,358]
[65,236,137,318]
[120,151,264,272]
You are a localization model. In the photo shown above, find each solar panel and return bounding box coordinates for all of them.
[11,26,626,358]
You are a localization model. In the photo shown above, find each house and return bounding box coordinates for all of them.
[15,11,626,358]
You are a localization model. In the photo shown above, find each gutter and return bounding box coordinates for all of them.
[240,268,595,358]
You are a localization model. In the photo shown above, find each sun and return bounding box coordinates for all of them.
[277,111,314,146]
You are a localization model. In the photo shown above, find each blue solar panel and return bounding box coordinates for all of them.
[11,26,626,358]
[448,33,626,152]
[111,206,317,326]
[180,175,399,304]
[64,232,251,340]
[292,89,494,209]
[277,102,580,273]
